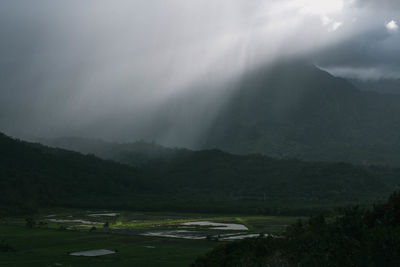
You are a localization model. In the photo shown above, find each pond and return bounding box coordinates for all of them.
[219,234,261,241]
[48,219,100,225]
[180,221,248,230]
[69,249,116,256]
[88,213,120,217]
[141,230,206,240]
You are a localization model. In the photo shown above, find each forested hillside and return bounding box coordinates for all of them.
[193,192,400,267]
[201,61,400,166]
[42,137,184,167]
[25,134,400,214]
[0,132,146,215]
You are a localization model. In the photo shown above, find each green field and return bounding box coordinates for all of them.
[0,209,304,266]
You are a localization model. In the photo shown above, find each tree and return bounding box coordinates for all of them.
[25,218,35,228]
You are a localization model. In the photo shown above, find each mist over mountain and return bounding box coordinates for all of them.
[349,78,400,95]
[41,136,186,167]
[199,61,400,165]
[2,2,400,266]
[1,0,400,211]
[1,0,400,146]
[39,59,400,165]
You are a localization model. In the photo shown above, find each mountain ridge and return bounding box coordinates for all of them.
[199,61,400,165]
[37,134,399,205]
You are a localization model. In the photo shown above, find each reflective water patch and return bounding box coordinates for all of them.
[69,249,116,256]
[219,234,261,241]
[141,230,206,240]
[88,213,120,217]
[180,221,248,230]
[48,219,100,225]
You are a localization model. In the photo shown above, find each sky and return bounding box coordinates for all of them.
[0,0,399,145]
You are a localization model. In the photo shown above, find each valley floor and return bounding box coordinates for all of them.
[0,209,303,267]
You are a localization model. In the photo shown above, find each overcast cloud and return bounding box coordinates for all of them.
[0,0,399,144]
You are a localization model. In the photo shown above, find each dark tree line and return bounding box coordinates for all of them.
[193,192,400,267]
[1,132,399,216]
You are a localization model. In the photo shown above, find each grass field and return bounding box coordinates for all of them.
[0,225,214,267]
[0,209,305,266]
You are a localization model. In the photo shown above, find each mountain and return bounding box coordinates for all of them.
[42,61,400,166]
[200,61,400,166]
[0,132,146,214]
[40,136,399,212]
[41,137,190,167]
[348,78,400,95]
[3,132,400,215]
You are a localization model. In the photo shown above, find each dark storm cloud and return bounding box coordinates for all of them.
[313,27,400,79]
[314,0,400,80]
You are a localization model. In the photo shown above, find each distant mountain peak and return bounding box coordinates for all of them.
[200,60,400,165]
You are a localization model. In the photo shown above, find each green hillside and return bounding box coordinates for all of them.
[39,135,400,213]
[0,132,146,215]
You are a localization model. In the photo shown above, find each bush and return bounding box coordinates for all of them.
[25,218,36,228]
[192,192,400,267]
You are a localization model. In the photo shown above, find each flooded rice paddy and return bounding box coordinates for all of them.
[88,213,120,217]
[70,249,116,257]
[48,219,100,224]
[180,221,248,230]
[43,211,258,240]
[31,209,299,243]
[0,210,303,267]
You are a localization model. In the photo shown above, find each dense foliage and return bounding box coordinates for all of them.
[1,132,399,215]
[0,132,146,215]
[44,136,399,203]
[193,192,400,267]
[143,150,391,201]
